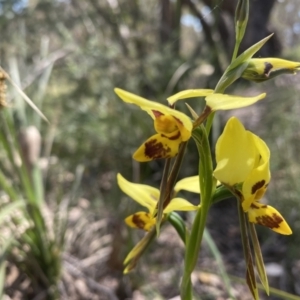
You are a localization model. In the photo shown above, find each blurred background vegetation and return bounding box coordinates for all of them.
[1,0,300,299]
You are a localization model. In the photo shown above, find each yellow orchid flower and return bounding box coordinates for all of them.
[242,58,300,82]
[213,117,292,235]
[115,88,193,162]
[117,173,199,231]
[167,89,266,111]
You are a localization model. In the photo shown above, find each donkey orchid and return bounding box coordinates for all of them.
[115,88,193,162]
[117,173,199,231]
[213,117,292,235]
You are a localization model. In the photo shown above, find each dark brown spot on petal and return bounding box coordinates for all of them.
[251,203,259,209]
[132,213,148,229]
[173,116,183,125]
[162,131,181,140]
[264,62,273,76]
[144,137,172,159]
[152,110,164,118]
[255,213,283,229]
[252,180,265,195]
[251,203,267,209]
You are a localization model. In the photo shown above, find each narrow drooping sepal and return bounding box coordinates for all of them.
[249,222,269,295]
[123,228,156,273]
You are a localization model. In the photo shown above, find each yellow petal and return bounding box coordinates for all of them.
[214,117,258,185]
[167,89,214,105]
[164,197,198,213]
[173,176,200,194]
[205,93,266,111]
[133,133,182,162]
[115,88,193,134]
[248,202,292,235]
[117,173,158,212]
[125,212,156,231]
[242,135,271,211]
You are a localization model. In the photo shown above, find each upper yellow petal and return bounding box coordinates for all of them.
[133,133,182,162]
[115,88,193,134]
[205,93,266,111]
[167,89,214,105]
[117,173,158,212]
[173,176,200,194]
[214,117,258,185]
[248,202,292,235]
[163,197,198,213]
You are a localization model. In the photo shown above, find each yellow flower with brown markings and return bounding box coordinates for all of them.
[213,117,292,235]
[242,58,300,82]
[115,88,193,162]
[117,173,199,231]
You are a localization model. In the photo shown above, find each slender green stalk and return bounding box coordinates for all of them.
[180,126,215,299]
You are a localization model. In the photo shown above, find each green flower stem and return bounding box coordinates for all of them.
[180,125,215,299]
[205,111,215,135]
